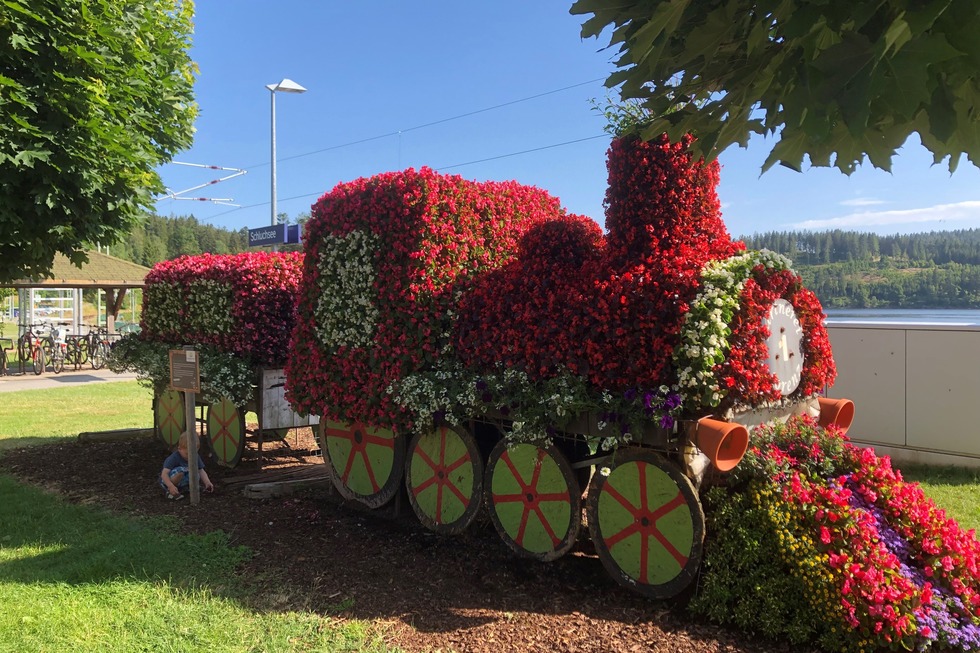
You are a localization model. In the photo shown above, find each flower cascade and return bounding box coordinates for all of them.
[695,416,980,653]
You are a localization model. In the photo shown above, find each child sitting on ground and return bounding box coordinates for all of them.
[160,432,215,500]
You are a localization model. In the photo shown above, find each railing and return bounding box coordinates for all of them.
[825,321,980,467]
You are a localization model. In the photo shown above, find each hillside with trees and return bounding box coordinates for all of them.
[110,213,249,268]
[111,215,980,310]
[742,229,980,308]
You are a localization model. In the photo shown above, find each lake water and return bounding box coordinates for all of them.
[825,308,980,325]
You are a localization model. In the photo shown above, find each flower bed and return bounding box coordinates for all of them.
[140,251,303,366]
[693,416,980,652]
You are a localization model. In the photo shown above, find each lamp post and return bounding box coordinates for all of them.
[266,78,307,250]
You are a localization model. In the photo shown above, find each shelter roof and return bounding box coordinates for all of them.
[5,250,150,289]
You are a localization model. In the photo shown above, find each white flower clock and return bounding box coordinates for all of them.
[764,299,804,395]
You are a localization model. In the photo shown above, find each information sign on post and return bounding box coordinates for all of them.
[169,348,201,393]
[170,347,201,504]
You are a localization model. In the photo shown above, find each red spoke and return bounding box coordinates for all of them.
[363,432,395,447]
[500,451,531,493]
[340,442,360,483]
[603,482,639,515]
[412,473,439,496]
[650,492,687,521]
[637,461,650,512]
[535,491,570,503]
[531,505,561,546]
[515,502,533,545]
[414,443,439,472]
[492,492,528,503]
[324,425,355,440]
[443,451,470,476]
[603,521,642,548]
[357,448,381,493]
[444,479,470,509]
[650,527,689,568]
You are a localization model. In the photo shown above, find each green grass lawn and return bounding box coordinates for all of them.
[895,462,980,533]
[0,381,153,449]
[0,475,395,653]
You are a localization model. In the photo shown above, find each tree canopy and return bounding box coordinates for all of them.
[570,0,980,174]
[0,0,197,282]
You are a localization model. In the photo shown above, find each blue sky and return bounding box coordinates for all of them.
[156,1,980,239]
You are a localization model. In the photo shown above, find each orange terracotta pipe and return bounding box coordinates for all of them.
[817,397,855,434]
[694,417,750,472]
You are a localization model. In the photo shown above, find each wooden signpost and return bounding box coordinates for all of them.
[169,347,201,504]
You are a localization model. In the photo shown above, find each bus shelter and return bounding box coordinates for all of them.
[5,250,149,338]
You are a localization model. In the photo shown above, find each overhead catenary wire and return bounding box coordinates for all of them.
[175,77,611,221]
[241,77,606,170]
[205,133,609,221]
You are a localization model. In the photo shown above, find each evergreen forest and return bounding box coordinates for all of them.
[742,229,980,308]
[115,215,980,310]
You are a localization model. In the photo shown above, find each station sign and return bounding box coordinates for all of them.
[248,224,285,247]
[248,223,302,247]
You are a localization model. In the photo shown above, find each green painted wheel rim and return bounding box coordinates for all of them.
[407,425,479,528]
[489,442,578,557]
[322,420,399,499]
[155,389,185,448]
[592,453,701,591]
[207,397,245,466]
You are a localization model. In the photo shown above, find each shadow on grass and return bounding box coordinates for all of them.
[0,436,69,451]
[0,474,246,591]
[898,463,980,487]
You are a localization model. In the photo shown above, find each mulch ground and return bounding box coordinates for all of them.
[0,429,811,653]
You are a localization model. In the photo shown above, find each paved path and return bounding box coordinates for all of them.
[0,367,139,393]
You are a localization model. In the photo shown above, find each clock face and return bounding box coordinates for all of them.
[764,299,804,396]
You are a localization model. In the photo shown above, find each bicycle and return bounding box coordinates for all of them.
[86,325,112,370]
[0,337,12,376]
[49,326,69,374]
[65,333,89,370]
[17,324,49,375]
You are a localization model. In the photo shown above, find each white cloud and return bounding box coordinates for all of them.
[791,200,980,232]
[839,197,886,207]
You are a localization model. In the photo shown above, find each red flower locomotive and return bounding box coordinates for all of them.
[285,133,853,598]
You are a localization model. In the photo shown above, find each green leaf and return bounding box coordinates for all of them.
[627,0,691,67]
[882,16,912,56]
[761,129,809,173]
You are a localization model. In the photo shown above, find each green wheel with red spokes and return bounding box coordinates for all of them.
[485,440,582,562]
[586,448,704,599]
[154,389,186,449]
[319,419,405,508]
[405,424,484,534]
[206,396,246,467]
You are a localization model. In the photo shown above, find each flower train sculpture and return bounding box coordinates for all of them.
[285,133,845,598]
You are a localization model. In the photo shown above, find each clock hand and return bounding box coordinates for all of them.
[779,333,789,361]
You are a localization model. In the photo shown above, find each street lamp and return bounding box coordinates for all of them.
[266,78,307,248]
